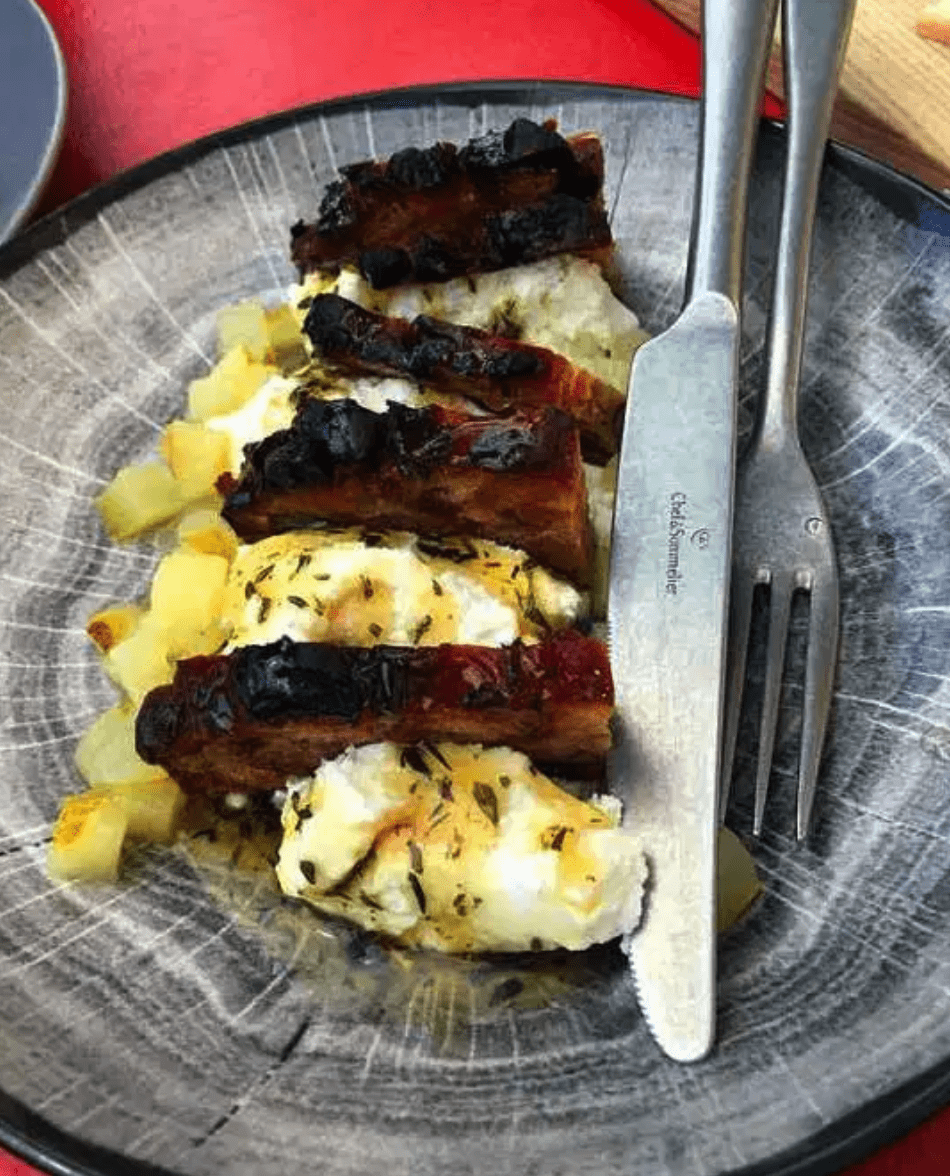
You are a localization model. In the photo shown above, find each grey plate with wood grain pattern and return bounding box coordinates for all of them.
[0,82,949,1176]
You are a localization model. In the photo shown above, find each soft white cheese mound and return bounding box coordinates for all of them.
[276,743,648,953]
[221,529,583,650]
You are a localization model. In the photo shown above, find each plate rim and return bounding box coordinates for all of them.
[0,78,949,1176]
[0,0,68,245]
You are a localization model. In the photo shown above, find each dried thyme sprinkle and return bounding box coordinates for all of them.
[484,561,501,568]
[368,622,383,638]
[288,595,308,609]
[408,873,427,913]
[498,774,511,788]
[254,563,275,584]
[472,782,498,826]
[400,745,431,777]
[453,893,468,916]
[408,840,423,875]
[257,596,272,624]
[424,742,452,770]
[438,776,453,801]
[361,575,374,600]
[550,826,569,852]
[312,598,325,616]
[411,614,433,644]
[292,552,312,577]
[244,580,257,600]
[313,573,331,581]
[431,579,443,596]
[511,565,522,579]
[299,860,317,885]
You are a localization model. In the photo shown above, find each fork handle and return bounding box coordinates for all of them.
[685,0,780,306]
[756,0,858,449]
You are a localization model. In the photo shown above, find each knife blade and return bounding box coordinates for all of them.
[609,0,780,1062]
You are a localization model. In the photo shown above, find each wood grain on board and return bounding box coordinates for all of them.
[650,0,950,193]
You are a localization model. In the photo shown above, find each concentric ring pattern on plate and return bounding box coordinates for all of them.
[0,83,949,1176]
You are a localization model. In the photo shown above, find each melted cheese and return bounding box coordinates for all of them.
[276,743,648,953]
[222,529,583,650]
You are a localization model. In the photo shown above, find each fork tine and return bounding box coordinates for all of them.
[720,570,755,824]
[754,576,792,835]
[797,572,839,839]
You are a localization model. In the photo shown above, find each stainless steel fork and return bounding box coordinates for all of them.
[721,0,856,840]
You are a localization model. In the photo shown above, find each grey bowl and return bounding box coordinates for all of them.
[1,82,949,1176]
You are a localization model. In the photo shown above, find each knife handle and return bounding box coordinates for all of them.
[685,0,780,307]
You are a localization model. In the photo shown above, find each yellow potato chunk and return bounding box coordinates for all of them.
[187,345,271,421]
[105,618,177,703]
[717,827,763,932]
[94,778,185,844]
[217,300,307,373]
[75,703,167,788]
[216,301,269,361]
[262,305,308,372]
[86,604,144,654]
[160,421,232,499]
[95,461,186,542]
[177,508,239,562]
[148,549,230,650]
[48,793,128,883]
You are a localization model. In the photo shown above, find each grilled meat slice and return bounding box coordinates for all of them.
[302,293,624,464]
[290,118,612,287]
[219,399,594,585]
[135,631,614,793]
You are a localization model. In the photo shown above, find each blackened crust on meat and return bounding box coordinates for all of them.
[291,119,612,287]
[301,294,623,464]
[135,631,614,793]
[219,400,593,584]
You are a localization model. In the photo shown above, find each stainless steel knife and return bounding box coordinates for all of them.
[609,0,780,1062]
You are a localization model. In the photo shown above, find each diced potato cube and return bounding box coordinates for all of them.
[48,793,128,883]
[187,345,270,421]
[95,462,185,541]
[149,549,230,645]
[216,301,308,373]
[217,301,269,362]
[717,827,763,932]
[177,508,239,562]
[86,604,144,654]
[160,421,232,499]
[75,703,168,788]
[263,305,308,372]
[106,616,176,703]
[93,777,186,844]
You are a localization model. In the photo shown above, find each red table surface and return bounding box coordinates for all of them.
[3,1,943,1173]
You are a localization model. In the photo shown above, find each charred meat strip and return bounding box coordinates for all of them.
[219,399,594,585]
[290,118,612,288]
[135,631,614,793]
[302,293,624,464]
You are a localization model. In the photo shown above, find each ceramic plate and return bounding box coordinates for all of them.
[0,0,67,243]
[0,82,949,1176]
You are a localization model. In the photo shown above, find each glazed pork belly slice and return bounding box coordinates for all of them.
[290,118,612,288]
[219,398,594,586]
[135,630,614,793]
[301,293,624,464]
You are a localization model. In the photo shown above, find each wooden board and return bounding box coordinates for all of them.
[651,0,950,192]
